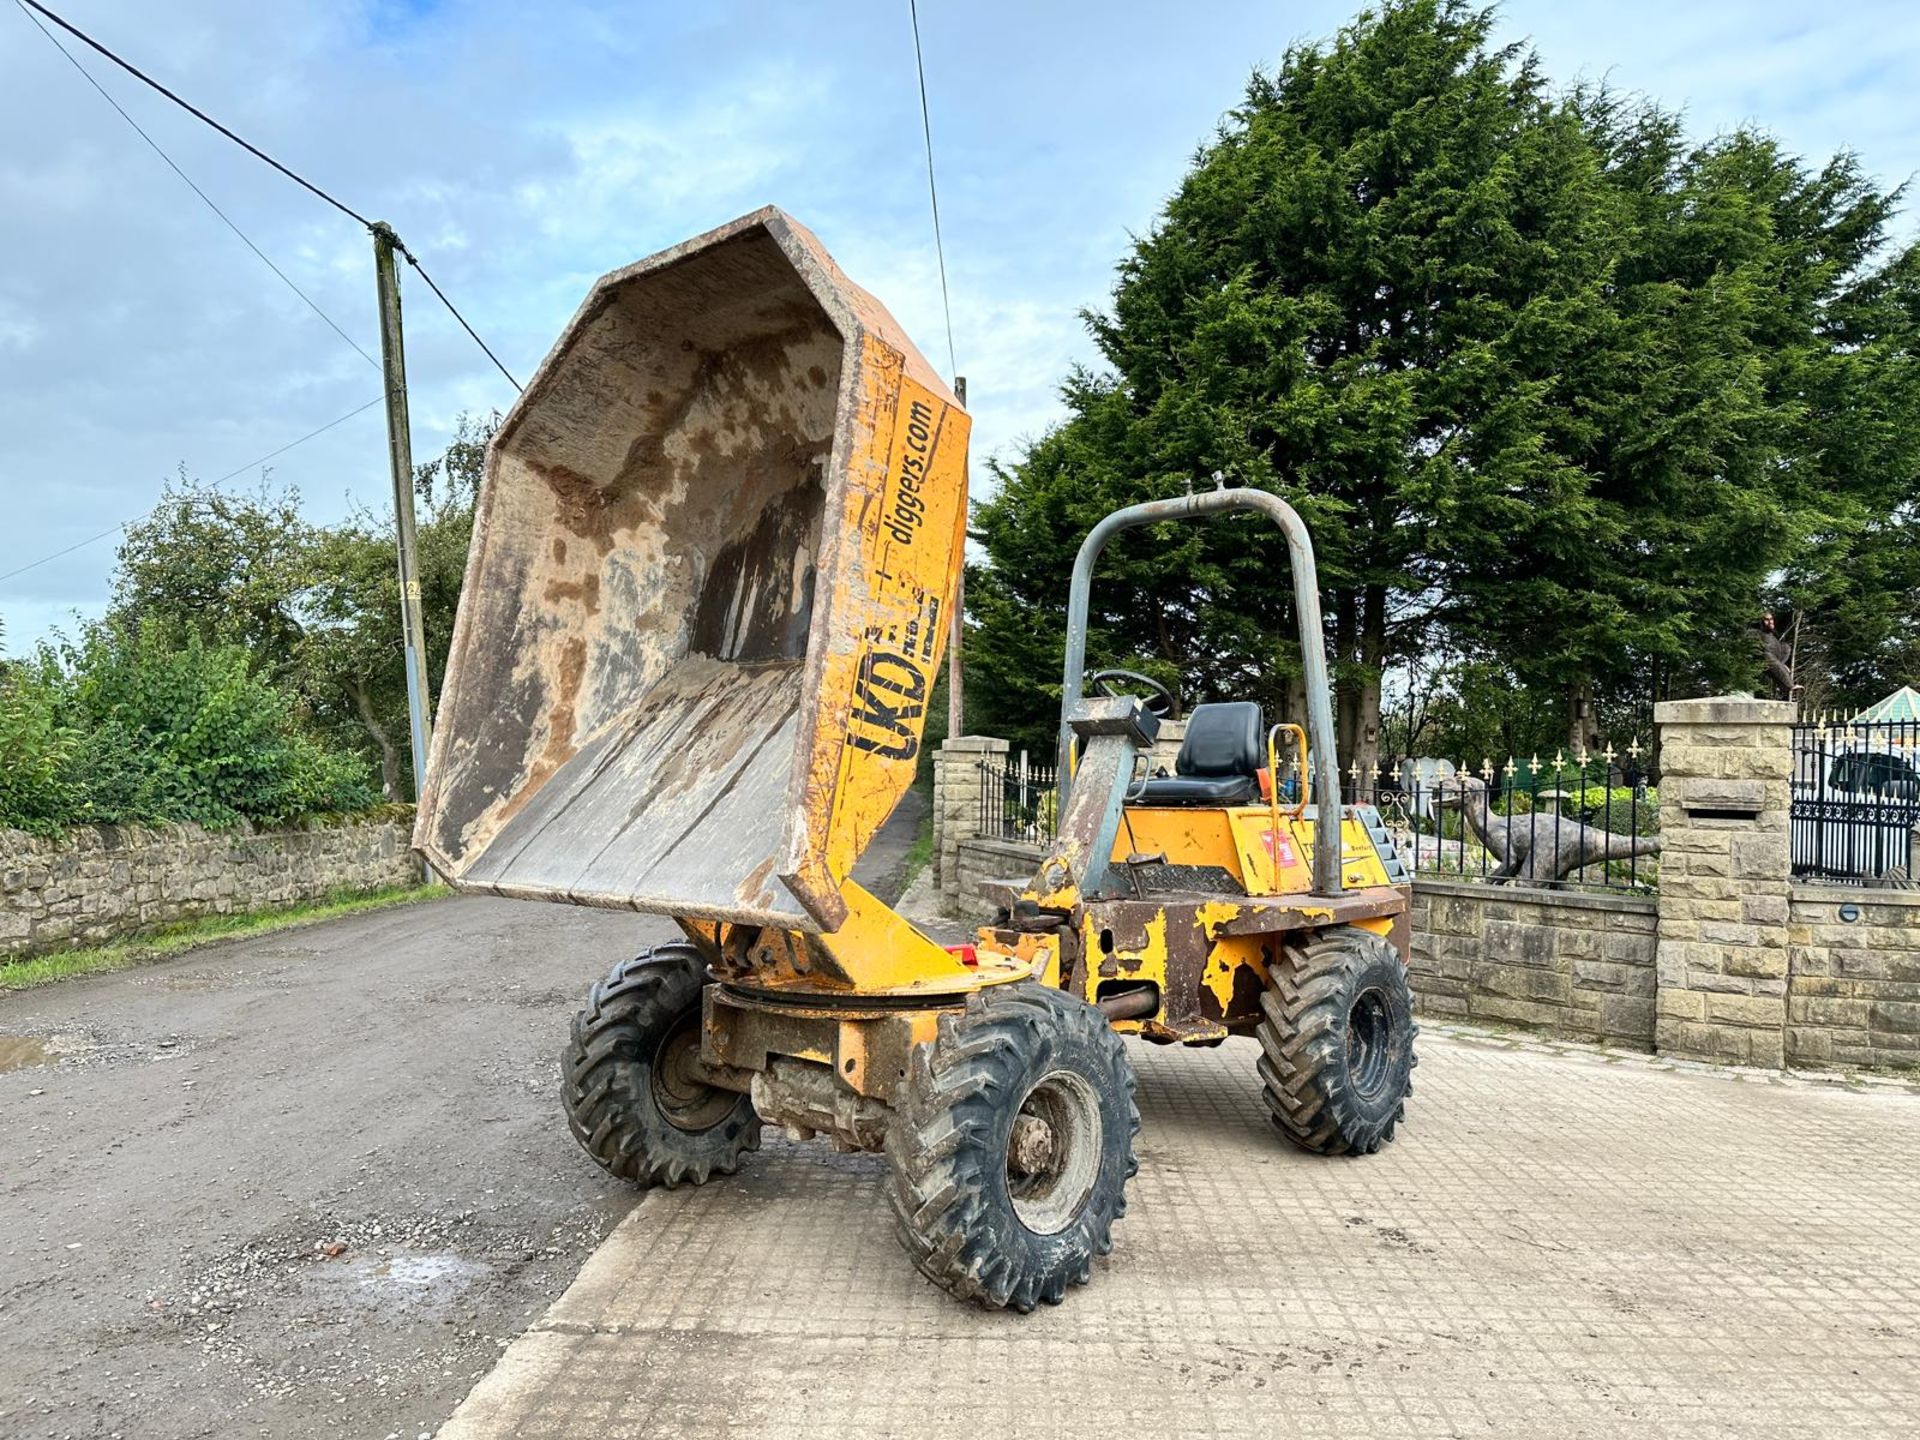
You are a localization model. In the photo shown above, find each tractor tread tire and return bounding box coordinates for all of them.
[886,983,1138,1313]
[561,944,759,1189]
[1256,926,1417,1156]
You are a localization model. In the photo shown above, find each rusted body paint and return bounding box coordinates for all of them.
[700,984,950,1105]
[416,209,967,941]
[979,643,1411,1046]
[1026,695,1150,909]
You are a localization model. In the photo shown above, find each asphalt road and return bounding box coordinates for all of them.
[0,792,927,1440]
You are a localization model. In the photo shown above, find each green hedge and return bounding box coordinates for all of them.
[0,622,377,835]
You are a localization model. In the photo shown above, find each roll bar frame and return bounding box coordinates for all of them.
[1055,486,1345,898]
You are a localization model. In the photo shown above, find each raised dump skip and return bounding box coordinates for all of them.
[415,208,969,932]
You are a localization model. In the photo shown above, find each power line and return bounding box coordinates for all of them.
[0,396,385,587]
[17,0,369,228]
[396,240,522,391]
[17,0,379,373]
[908,0,959,380]
[15,0,521,391]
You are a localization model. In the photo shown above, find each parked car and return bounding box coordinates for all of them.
[1828,750,1920,802]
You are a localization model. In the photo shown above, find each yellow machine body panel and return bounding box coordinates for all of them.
[971,802,1410,1044]
[1112,807,1398,894]
[807,365,971,904]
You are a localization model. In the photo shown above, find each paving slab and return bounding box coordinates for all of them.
[438,1028,1920,1439]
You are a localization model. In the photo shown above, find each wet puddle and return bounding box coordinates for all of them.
[0,1035,52,1073]
[366,1254,484,1289]
[0,1030,126,1071]
[305,1250,492,1319]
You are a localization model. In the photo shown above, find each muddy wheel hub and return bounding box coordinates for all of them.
[1004,1070,1102,1235]
[1008,1114,1056,1175]
[650,1017,736,1132]
[1346,985,1394,1102]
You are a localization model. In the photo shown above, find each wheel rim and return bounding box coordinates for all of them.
[1346,986,1395,1102]
[649,1015,736,1132]
[1005,1069,1102,1235]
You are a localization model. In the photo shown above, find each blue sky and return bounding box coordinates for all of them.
[2,0,1916,648]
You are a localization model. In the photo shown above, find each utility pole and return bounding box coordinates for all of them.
[371,221,435,804]
[948,374,966,740]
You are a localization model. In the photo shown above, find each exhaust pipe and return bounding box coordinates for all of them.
[1096,986,1160,1021]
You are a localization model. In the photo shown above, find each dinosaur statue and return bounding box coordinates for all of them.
[1439,774,1659,884]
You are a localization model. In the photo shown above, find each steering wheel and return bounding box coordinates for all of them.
[1087,668,1177,720]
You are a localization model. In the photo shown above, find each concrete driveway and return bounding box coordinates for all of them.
[441,1028,1920,1440]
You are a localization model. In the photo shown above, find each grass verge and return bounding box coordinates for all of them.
[901,807,935,886]
[0,883,448,993]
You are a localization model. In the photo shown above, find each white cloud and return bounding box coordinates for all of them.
[0,302,41,352]
[529,63,823,229]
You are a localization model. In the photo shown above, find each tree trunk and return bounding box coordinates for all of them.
[348,678,403,801]
[1331,589,1359,796]
[1353,584,1386,791]
[1646,659,1665,783]
[1283,665,1309,732]
[1565,678,1594,757]
[1760,626,1795,698]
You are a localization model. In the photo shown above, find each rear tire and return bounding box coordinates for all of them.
[886,983,1138,1312]
[561,944,760,1187]
[1256,925,1416,1155]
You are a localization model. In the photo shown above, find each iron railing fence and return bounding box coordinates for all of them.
[974,746,1659,893]
[977,757,1061,843]
[1791,717,1920,884]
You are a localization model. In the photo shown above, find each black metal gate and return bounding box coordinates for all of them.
[1791,718,1920,882]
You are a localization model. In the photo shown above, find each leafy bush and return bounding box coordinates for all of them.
[0,622,377,834]
[1562,784,1660,836]
[0,656,82,833]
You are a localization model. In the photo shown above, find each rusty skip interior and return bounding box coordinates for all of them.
[421,224,849,924]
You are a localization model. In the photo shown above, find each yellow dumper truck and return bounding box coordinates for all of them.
[416,208,1416,1311]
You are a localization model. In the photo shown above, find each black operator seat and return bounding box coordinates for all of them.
[1134,701,1265,806]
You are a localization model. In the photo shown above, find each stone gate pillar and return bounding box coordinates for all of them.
[932,736,1008,911]
[1653,696,1797,1067]
[1150,717,1187,775]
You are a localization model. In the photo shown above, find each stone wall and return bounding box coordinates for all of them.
[955,836,1044,913]
[1411,879,1658,1046]
[0,813,419,958]
[1788,886,1920,1070]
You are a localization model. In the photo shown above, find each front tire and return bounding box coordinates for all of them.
[1256,925,1416,1155]
[561,945,760,1187]
[886,983,1138,1312]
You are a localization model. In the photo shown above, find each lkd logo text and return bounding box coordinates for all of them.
[848,650,927,759]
